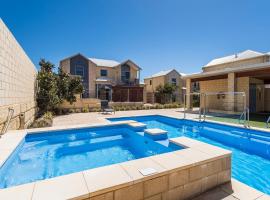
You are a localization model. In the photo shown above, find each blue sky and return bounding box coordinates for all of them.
[1,0,270,79]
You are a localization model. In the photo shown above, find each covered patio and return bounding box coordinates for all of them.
[184,63,270,114]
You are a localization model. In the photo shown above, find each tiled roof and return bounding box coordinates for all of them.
[205,50,264,67]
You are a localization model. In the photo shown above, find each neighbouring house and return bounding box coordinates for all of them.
[144,69,186,104]
[184,50,270,113]
[60,54,144,102]
[0,19,37,130]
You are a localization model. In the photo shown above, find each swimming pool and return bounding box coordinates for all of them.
[0,124,181,188]
[109,115,270,194]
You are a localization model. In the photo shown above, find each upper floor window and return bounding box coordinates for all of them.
[150,80,152,85]
[75,65,84,77]
[100,69,107,77]
[125,71,130,79]
[121,64,130,83]
[171,78,177,86]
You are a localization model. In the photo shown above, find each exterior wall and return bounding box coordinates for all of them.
[144,76,165,103]
[96,66,115,82]
[199,77,249,112]
[236,77,249,109]
[200,79,228,111]
[59,96,100,109]
[265,88,270,112]
[203,56,269,72]
[0,19,37,130]
[60,59,70,73]
[145,76,165,93]
[89,155,231,200]
[250,78,265,112]
[165,71,184,102]
[114,62,139,85]
[88,61,97,98]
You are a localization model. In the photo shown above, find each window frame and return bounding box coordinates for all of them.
[100,69,108,77]
[75,65,84,77]
[171,78,177,86]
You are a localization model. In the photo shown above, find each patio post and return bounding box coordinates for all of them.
[186,78,192,110]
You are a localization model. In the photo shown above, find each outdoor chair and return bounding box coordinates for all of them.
[100,100,115,114]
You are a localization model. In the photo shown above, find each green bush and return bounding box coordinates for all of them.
[30,111,53,128]
[82,107,89,113]
[69,108,76,113]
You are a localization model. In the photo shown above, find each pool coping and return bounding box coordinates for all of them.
[106,113,270,134]
[0,118,268,199]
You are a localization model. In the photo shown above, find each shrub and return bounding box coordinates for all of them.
[75,108,81,113]
[30,111,53,128]
[82,107,89,113]
[69,108,76,113]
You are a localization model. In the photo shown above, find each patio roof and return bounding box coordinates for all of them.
[183,61,270,80]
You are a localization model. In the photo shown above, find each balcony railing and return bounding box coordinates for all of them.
[117,79,140,86]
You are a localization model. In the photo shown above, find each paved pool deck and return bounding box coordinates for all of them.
[51,108,270,200]
[52,108,194,127]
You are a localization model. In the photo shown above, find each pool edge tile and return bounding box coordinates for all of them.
[120,157,167,183]
[32,172,89,200]
[83,164,133,197]
[149,152,194,173]
[0,182,35,200]
[221,179,264,200]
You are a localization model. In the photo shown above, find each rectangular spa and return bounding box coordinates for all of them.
[0,124,182,188]
[108,115,270,195]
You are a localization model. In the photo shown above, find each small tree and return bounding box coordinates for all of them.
[36,59,60,114]
[155,83,177,104]
[57,68,83,104]
[36,59,83,115]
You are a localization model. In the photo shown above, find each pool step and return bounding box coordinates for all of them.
[144,128,168,140]
[128,122,147,131]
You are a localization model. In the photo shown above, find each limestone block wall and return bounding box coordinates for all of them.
[0,19,37,130]
[199,77,249,113]
[200,79,228,111]
[88,155,231,200]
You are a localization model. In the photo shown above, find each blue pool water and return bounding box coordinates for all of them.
[0,125,181,188]
[109,115,270,194]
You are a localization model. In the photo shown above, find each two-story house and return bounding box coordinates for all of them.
[144,69,186,103]
[60,54,143,102]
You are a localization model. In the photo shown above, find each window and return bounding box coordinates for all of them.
[125,71,130,80]
[75,65,84,77]
[172,78,177,86]
[150,80,152,85]
[100,69,107,77]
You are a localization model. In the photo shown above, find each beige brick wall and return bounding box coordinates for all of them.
[200,77,249,112]
[200,79,228,111]
[0,19,37,130]
[89,156,231,200]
